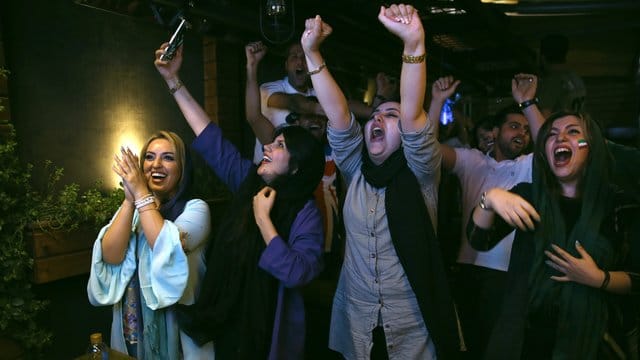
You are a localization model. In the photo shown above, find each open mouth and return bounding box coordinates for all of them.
[553,146,572,166]
[295,68,306,76]
[512,137,524,146]
[370,126,384,142]
[262,155,273,164]
[151,172,167,180]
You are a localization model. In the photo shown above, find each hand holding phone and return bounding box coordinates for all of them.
[160,18,188,62]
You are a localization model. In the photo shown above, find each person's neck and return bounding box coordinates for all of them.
[287,78,308,93]
[491,147,513,162]
[559,181,579,198]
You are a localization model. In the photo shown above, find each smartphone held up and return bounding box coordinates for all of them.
[160,18,189,62]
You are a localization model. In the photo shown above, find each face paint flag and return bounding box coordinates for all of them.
[578,139,588,148]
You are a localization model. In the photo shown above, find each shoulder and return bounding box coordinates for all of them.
[455,147,484,160]
[182,199,211,215]
[299,199,322,218]
[260,78,287,91]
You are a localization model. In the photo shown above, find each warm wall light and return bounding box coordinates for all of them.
[108,105,144,188]
[363,78,376,106]
[109,132,143,188]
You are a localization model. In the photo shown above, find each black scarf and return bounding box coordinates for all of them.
[177,169,308,359]
[361,148,460,358]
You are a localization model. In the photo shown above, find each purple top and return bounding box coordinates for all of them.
[193,122,324,359]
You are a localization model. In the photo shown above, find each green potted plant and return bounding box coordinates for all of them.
[0,124,123,356]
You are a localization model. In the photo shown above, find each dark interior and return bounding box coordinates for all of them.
[0,0,638,358]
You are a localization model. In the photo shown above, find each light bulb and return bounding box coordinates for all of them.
[266,0,286,17]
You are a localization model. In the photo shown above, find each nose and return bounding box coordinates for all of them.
[151,157,162,168]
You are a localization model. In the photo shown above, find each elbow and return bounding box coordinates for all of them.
[281,258,323,288]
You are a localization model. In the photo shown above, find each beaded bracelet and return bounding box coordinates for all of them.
[307,62,326,76]
[134,194,155,210]
[138,205,158,213]
[401,53,426,64]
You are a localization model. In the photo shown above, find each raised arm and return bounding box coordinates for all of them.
[245,41,275,145]
[427,76,460,170]
[512,73,545,143]
[378,4,426,132]
[300,15,351,130]
[154,43,211,136]
[266,92,325,116]
[103,147,164,263]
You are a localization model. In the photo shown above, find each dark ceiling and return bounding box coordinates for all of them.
[78,0,640,98]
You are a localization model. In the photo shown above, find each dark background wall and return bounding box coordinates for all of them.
[0,1,205,358]
[2,0,204,190]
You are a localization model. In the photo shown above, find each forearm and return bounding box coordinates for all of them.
[256,215,278,245]
[522,104,545,144]
[267,92,324,115]
[304,50,351,130]
[137,203,166,249]
[471,204,496,230]
[427,96,445,141]
[102,201,135,264]
[245,65,275,144]
[399,41,427,132]
[165,77,210,136]
[603,271,633,294]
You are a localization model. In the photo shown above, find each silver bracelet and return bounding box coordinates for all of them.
[134,194,155,209]
[479,191,491,211]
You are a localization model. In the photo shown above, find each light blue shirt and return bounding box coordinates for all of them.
[87,199,214,360]
[328,116,441,359]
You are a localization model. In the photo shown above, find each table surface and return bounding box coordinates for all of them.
[75,348,136,360]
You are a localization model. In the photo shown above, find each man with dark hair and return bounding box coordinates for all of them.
[252,42,321,164]
[429,74,544,358]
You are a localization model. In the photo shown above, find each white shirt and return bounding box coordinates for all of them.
[453,149,533,271]
[252,76,316,164]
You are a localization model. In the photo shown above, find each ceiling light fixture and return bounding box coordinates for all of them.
[260,0,296,44]
[481,0,519,4]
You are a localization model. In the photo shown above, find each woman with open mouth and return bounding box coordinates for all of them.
[468,111,639,359]
[88,131,215,359]
[154,38,326,359]
[300,4,461,359]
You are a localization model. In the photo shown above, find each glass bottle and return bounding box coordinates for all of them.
[87,333,109,360]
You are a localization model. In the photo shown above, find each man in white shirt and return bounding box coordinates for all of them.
[252,42,321,164]
[428,74,544,358]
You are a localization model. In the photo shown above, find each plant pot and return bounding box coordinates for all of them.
[0,337,24,359]
[27,225,97,284]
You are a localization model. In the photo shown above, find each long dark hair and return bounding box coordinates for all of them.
[139,130,192,221]
[530,111,616,357]
[181,125,324,357]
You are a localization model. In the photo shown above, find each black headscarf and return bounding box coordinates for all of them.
[178,126,324,359]
[529,111,616,358]
[361,147,460,358]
